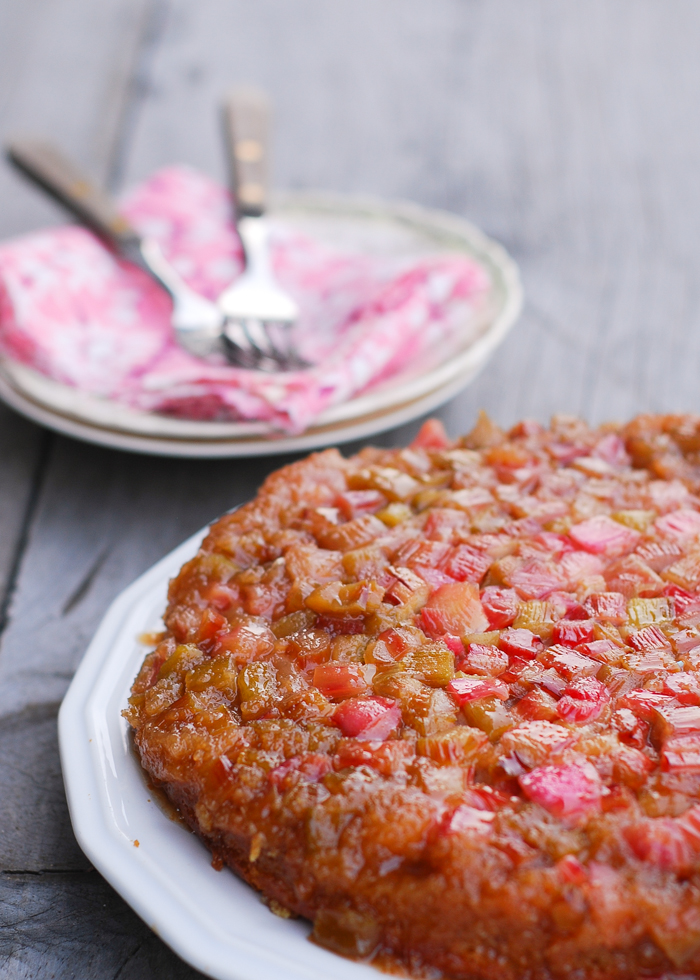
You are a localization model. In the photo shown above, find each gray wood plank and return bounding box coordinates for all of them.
[0,0,154,629]
[0,408,46,615]
[0,0,150,237]
[0,871,205,978]
[0,0,153,616]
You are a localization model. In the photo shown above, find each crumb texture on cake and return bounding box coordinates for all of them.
[126,412,700,979]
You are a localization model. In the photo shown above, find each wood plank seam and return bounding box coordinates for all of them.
[0,429,52,640]
[2,869,93,876]
[106,0,174,194]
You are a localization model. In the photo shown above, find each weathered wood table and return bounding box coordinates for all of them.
[2,1,700,975]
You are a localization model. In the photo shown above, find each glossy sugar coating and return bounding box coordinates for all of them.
[127,412,700,979]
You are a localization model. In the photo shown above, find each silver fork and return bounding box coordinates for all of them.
[219,88,307,371]
[6,138,224,359]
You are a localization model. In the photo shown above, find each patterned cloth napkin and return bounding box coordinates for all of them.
[0,167,491,433]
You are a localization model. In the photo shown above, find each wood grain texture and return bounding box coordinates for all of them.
[0,408,46,618]
[4,0,700,976]
[0,871,206,978]
[0,0,152,599]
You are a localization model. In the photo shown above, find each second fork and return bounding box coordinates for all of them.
[219,87,306,371]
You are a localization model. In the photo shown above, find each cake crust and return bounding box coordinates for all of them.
[126,412,700,979]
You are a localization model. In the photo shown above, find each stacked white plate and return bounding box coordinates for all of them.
[0,194,522,457]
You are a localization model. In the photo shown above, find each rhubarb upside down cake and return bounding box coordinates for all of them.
[126,412,700,979]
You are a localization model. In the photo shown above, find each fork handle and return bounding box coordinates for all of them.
[6,138,142,255]
[221,87,270,218]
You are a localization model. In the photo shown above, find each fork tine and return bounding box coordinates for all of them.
[241,317,276,359]
[263,320,310,370]
[223,320,260,369]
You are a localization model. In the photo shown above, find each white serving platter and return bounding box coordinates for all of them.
[3,193,522,457]
[58,523,386,980]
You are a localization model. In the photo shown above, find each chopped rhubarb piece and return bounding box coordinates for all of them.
[618,690,674,721]
[647,478,692,513]
[516,663,566,697]
[655,508,700,540]
[365,627,422,668]
[481,587,519,628]
[447,675,509,705]
[628,624,670,652]
[315,614,366,637]
[305,580,385,618]
[665,582,695,603]
[611,743,654,788]
[549,591,589,620]
[509,559,566,599]
[486,442,533,471]
[413,565,454,590]
[515,687,560,721]
[419,581,489,638]
[663,674,700,706]
[313,663,372,700]
[671,627,700,655]
[569,516,641,556]
[396,539,452,569]
[620,650,669,673]
[529,532,575,558]
[333,738,415,776]
[677,804,700,848]
[410,417,450,450]
[677,597,700,628]
[552,619,596,647]
[556,677,610,724]
[652,704,700,741]
[462,643,509,677]
[270,753,332,788]
[331,696,401,740]
[576,639,618,663]
[441,633,465,657]
[584,592,627,625]
[627,596,673,628]
[449,487,494,511]
[335,490,386,520]
[560,550,605,587]
[196,608,228,653]
[662,734,700,772]
[592,433,630,467]
[623,818,695,873]
[443,544,491,583]
[661,551,700,592]
[215,620,276,663]
[508,418,544,438]
[500,720,573,769]
[638,540,684,572]
[384,566,430,608]
[557,854,587,884]
[417,728,488,765]
[498,627,543,660]
[204,583,239,612]
[519,762,602,826]
[548,442,587,464]
[605,555,664,599]
[442,805,496,835]
[540,645,599,680]
[422,509,470,542]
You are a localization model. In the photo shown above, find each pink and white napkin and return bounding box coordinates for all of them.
[0,166,491,433]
